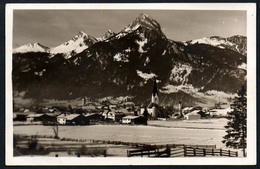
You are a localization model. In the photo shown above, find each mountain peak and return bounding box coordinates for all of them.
[71,31,88,41]
[132,13,161,31]
[122,13,162,34]
[79,30,86,35]
[13,42,49,53]
[138,13,150,20]
[50,31,97,58]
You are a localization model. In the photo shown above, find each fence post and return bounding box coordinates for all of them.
[203,148,206,156]
[141,150,143,157]
[193,148,196,156]
[220,149,222,156]
[228,150,231,157]
[212,148,214,156]
[236,151,238,157]
[184,146,186,157]
[166,147,171,157]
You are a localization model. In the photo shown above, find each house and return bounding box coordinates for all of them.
[57,114,89,125]
[13,112,32,121]
[122,116,147,125]
[101,109,125,122]
[184,112,201,120]
[183,110,207,120]
[84,113,104,124]
[26,113,55,123]
[44,113,61,124]
[209,107,232,117]
[101,110,110,119]
[57,114,66,125]
[107,111,125,122]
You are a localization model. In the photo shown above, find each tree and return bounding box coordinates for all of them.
[52,123,59,139]
[222,86,247,157]
[143,107,149,119]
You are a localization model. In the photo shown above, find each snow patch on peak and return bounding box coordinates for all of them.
[136,38,147,53]
[189,37,233,47]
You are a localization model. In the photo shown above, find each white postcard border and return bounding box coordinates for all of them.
[5,3,256,166]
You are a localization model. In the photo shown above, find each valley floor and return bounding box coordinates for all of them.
[12,118,244,157]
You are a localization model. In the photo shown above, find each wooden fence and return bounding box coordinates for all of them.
[171,147,185,157]
[184,147,238,157]
[127,146,238,158]
[127,147,171,157]
[90,139,216,149]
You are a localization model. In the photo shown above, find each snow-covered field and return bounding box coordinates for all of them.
[14,118,228,149]
[148,118,227,130]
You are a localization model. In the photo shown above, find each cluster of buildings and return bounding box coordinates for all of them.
[14,77,232,126]
[13,98,149,125]
[14,107,148,125]
[13,77,161,126]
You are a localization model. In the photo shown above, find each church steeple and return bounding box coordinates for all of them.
[151,77,159,104]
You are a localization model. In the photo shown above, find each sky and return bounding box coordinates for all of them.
[13,10,246,48]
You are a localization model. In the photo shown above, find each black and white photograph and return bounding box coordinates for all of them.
[5,3,256,165]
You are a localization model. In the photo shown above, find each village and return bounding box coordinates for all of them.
[13,78,232,126]
[12,78,241,158]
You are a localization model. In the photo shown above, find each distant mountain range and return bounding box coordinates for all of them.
[12,13,247,107]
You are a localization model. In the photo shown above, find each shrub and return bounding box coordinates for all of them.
[75,145,107,157]
[27,136,38,151]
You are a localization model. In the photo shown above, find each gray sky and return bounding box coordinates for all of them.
[13,10,246,48]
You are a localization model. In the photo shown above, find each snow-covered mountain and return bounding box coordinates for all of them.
[12,13,247,107]
[13,31,98,59]
[184,36,247,56]
[13,42,49,53]
[50,31,97,59]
